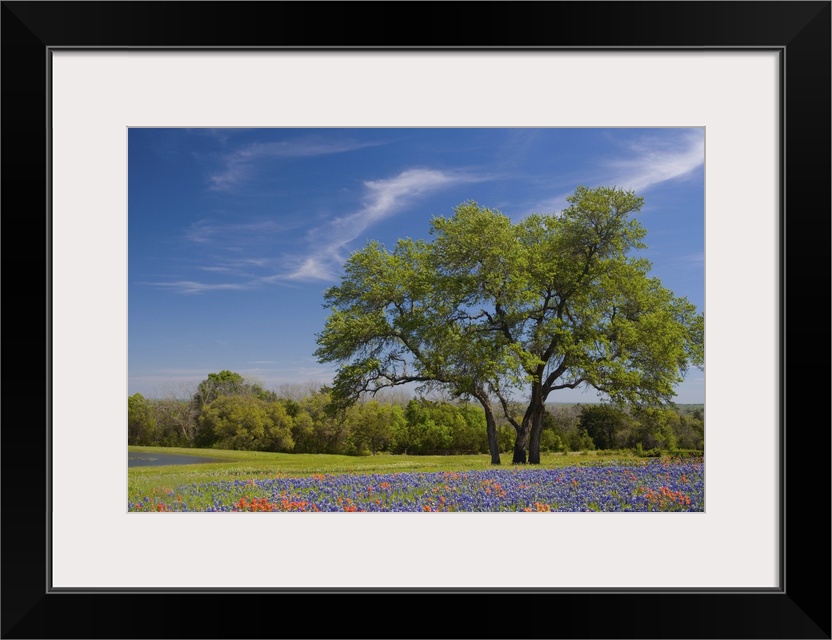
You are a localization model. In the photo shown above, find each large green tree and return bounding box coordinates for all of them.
[577,403,633,450]
[197,395,294,452]
[314,236,509,463]
[316,186,703,464]
[127,393,157,445]
[192,370,268,410]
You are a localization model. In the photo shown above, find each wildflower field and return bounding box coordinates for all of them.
[128,448,703,513]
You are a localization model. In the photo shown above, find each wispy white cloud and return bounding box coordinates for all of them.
[140,280,252,295]
[199,266,233,272]
[197,257,285,278]
[185,219,293,244]
[522,191,573,218]
[146,165,510,293]
[284,168,480,281]
[142,270,305,294]
[524,131,704,216]
[209,138,385,191]
[282,256,339,282]
[156,219,301,292]
[607,131,704,193]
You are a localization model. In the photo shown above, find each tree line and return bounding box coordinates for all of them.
[128,371,703,456]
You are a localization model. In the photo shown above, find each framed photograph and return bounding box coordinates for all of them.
[3,2,829,638]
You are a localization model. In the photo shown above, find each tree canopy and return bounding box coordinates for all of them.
[191,370,268,408]
[315,186,704,464]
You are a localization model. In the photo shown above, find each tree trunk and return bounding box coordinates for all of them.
[528,408,544,464]
[474,391,501,464]
[525,382,545,464]
[484,404,501,465]
[512,422,529,464]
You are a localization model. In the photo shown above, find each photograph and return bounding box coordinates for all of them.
[127,127,706,514]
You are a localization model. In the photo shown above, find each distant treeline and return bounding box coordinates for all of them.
[128,371,703,457]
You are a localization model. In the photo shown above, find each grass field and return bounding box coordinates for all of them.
[128,446,702,513]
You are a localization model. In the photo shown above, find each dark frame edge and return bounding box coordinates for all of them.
[2,2,830,639]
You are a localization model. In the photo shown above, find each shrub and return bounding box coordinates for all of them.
[540,429,565,453]
[197,395,294,452]
[578,430,595,451]
[577,404,631,450]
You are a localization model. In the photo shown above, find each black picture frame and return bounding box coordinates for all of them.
[2,2,829,638]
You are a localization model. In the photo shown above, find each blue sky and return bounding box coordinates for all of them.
[128,128,704,403]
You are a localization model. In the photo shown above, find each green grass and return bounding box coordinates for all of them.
[127,445,642,499]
